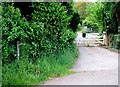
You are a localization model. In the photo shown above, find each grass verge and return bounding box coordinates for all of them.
[101,46,120,53]
[2,45,78,85]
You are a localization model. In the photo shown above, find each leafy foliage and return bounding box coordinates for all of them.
[83,2,119,49]
[102,2,119,49]
[2,3,28,63]
[2,2,79,85]
[110,34,120,49]
[74,2,86,20]
[61,2,80,32]
[83,2,104,33]
[2,2,77,63]
[102,2,118,34]
[2,45,78,85]
[83,2,119,33]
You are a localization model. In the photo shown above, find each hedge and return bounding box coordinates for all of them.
[110,34,120,49]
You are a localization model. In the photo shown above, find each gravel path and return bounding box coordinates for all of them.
[43,33,118,85]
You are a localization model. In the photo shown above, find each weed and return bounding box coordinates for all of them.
[2,45,78,85]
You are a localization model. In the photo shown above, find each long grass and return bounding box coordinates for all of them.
[0,60,1,86]
[2,45,78,85]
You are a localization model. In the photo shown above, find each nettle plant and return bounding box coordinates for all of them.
[2,2,76,63]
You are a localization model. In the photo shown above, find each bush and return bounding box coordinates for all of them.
[2,2,79,85]
[110,34,120,49]
[2,2,76,63]
[2,3,28,63]
[29,2,76,57]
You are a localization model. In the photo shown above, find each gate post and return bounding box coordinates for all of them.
[103,32,106,45]
[105,31,110,46]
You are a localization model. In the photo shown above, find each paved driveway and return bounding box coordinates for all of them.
[43,33,118,85]
[43,47,118,85]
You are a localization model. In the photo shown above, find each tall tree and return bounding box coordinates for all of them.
[74,2,86,20]
[102,2,118,34]
[61,2,80,32]
[83,2,104,32]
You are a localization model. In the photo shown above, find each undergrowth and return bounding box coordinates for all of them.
[2,45,78,86]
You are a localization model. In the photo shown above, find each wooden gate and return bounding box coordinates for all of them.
[74,32,105,47]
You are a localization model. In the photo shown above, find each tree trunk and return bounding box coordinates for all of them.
[105,31,110,46]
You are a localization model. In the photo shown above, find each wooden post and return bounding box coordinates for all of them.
[105,31,110,46]
[17,41,20,61]
[103,32,106,45]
